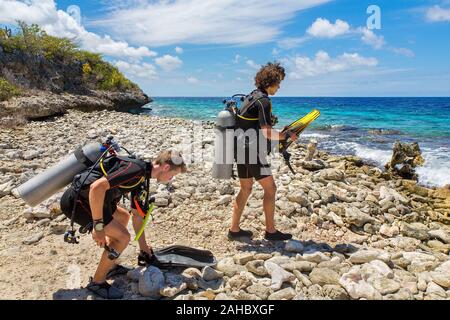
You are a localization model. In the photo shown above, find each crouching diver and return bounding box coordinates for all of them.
[230,62,298,242]
[60,150,187,299]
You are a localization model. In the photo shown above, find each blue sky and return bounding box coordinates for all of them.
[1,0,450,96]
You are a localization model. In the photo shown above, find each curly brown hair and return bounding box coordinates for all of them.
[254,62,285,90]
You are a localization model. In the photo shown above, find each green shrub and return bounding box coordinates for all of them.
[93,62,138,91]
[0,78,21,101]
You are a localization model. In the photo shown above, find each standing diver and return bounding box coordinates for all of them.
[229,62,298,242]
[60,150,187,299]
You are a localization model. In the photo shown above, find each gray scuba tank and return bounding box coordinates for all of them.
[13,143,105,207]
[212,109,236,179]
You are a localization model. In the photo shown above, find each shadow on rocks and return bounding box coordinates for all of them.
[235,238,359,257]
[52,288,91,300]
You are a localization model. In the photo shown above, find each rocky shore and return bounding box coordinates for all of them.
[0,109,449,300]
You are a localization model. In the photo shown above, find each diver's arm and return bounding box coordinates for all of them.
[261,125,297,141]
[131,209,153,254]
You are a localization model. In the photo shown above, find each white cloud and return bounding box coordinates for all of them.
[0,0,157,59]
[360,28,385,49]
[288,50,378,79]
[115,60,157,79]
[246,60,260,70]
[232,54,241,64]
[306,18,350,38]
[90,0,331,46]
[187,77,199,84]
[278,18,374,50]
[390,47,415,58]
[277,36,309,49]
[426,5,450,22]
[175,46,184,54]
[272,48,280,56]
[155,55,183,71]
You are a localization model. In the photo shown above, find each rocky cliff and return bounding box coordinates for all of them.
[0,23,150,123]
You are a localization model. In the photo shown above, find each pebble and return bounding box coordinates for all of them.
[22,232,44,245]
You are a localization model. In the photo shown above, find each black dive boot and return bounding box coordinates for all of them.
[138,249,161,267]
[227,229,253,241]
[264,230,292,241]
[86,277,123,299]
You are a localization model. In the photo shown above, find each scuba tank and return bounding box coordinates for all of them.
[212,92,277,180]
[13,137,119,207]
[211,96,241,179]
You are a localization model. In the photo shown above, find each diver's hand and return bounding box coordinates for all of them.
[92,229,106,247]
[289,132,298,141]
[284,130,298,141]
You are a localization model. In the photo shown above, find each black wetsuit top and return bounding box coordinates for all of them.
[236,88,273,131]
[235,88,276,157]
[60,156,151,228]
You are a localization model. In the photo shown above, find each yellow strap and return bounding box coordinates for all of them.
[99,158,145,189]
[238,96,273,122]
[134,203,154,241]
[237,114,259,121]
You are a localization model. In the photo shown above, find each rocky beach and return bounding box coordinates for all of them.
[0,109,449,300]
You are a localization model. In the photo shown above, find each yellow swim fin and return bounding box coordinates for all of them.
[279,109,321,154]
[285,109,320,133]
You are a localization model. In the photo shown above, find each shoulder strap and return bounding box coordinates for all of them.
[239,90,269,117]
[99,155,146,189]
[116,155,147,170]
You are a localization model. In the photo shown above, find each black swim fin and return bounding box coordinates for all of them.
[153,245,217,268]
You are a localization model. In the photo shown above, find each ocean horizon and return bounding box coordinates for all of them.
[136,96,450,188]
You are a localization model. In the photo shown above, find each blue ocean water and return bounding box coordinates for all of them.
[138,97,450,187]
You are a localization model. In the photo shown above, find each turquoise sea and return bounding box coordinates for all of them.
[137,97,450,187]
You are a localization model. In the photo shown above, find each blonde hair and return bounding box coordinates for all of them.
[154,150,187,173]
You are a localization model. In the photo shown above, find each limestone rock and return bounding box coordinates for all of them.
[309,268,341,286]
[339,266,382,300]
[217,195,232,205]
[202,266,223,282]
[268,287,296,300]
[246,283,271,300]
[22,232,44,245]
[216,258,246,277]
[245,260,268,277]
[315,168,345,181]
[264,261,295,290]
[345,206,376,228]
